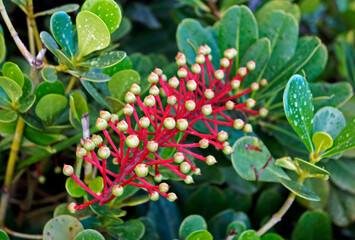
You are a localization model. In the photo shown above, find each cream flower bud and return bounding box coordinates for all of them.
[250,82,260,92]
[148,72,159,84]
[247,61,256,71]
[177,119,189,131]
[112,185,124,197]
[202,104,212,115]
[164,117,176,130]
[123,104,133,115]
[169,76,179,88]
[199,139,209,149]
[126,135,140,148]
[186,80,197,91]
[98,146,110,159]
[150,191,159,201]
[184,175,194,184]
[167,193,177,202]
[95,118,108,130]
[243,123,253,133]
[66,202,77,213]
[159,183,169,193]
[204,89,214,99]
[76,147,87,158]
[231,80,241,89]
[238,67,247,77]
[215,69,224,80]
[91,134,103,146]
[191,64,201,74]
[117,120,128,131]
[144,95,156,107]
[260,78,268,86]
[149,85,160,96]
[226,100,235,110]
[147,141,158,152]
[185,100,196,111]
[167,95,177,105]
[139,117,150,128]
[134,164,148,177]
[154,67,163,76]
[174,152,184,163]
[125,91,136,103]
[177,68,188,78]
[233,119,244,130]
[259,108,269,118]
[84,139,95,151]
[206,155,217,165]
[195,54,205,64]
[246,98,256,109]
[176,52,186,66]
[218,130,228,142]
[99,111,111,121]
[180,162,191,173]
[63,164,74,176]
[130,83,141,95]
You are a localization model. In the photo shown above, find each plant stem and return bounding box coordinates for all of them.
[0,116,25,225]
[206,0,220,19]
[0,226,42,239]
[65,77,77,94]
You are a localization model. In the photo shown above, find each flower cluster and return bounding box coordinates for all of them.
[64,45,269,213]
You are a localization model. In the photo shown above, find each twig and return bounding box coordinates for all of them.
[81,113,90,141]
[0,226,42,239]
[206,0,220,19]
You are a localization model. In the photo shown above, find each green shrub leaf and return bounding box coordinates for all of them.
[43,215,84,240]
[0,76,23,103]
[185,230,213,240]
[0,30,5,63]
[280,178,320,201]
[0,109,18,123]
[65,177,86,198]
[239,230,260,240]
[2,62,24,88]
[80,80,111,109]
[0,229,9,240]
[312,132,333,156]
[50,12,75,58]
[41,66,58,83]
[35,4,80,17]
[107,219,145,240]
[88,176,103,193]
[18,94,36,113]
[74,229,105,240]
[295,158,330,179]
[78,51,126,68]
[108,69,140,101]
[261,233,284,240]
[40,31,61,58]
[69,92,88,122]
[35,94,68,124]
[255,1,300,23]
[68,70,111,82]
[35,81,65,102]
[179,215,207,239]
[313,107,346,140]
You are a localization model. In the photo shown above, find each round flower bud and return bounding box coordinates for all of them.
[260,78,268,86]
[99,111,111,121]
[186,80,197,91]
[63,164,74,176]
[95,118,108,130]
[162,74,167,81]
[154,67,163,76]
[224,48,237,59]
[223,145,233,155]
[126,135,140,148]
[197,45,208,55]
[195,54,205,64]
[54,166,61,174]
[98,146,110,159]
[250,82,260,92]
[112,158,119,165]
[259,108,269,118]
[139,117,150,128]
[159,183,169,193]
[218,130,229,142]
[174,152,184,163]
[144,95,156,107]
[112,185,124,197]
[125,91,136,103]
[180,162,191,173]
[91,134,103,146]
[66,202,77,213]
[84,139,95,151]
[191,64,201,74]
[204,89,214,99]
[215,69,224,80]
[123,104,134,116]
[206,155,217,165]
[134,164,148,177]
[117,120,128,132]
[204,44,212,54]
[177,68,188,78]
[246,98,256,109]
[167,192,177,202]
[243,123,253,133]
[223,141,230,147]
[199,139,209,149]
[220,58,230,68]
[148,72,159,84]
[147,140,159,152]
[193,168,201,175]
[169,76,179,88]
[150,191,159,201]
[231,80,241,89]
[110,114,118,123]
[247,61,256,71]
[176,52,186,66]
[238,67,247,77]
[233,119,244,130]
[154,174,163,183]
[130,83,141,95]
[225,100,235,110]
[164,117,176,130]
[185,100,196,111]
[202,104,212,115]
[76,147,87,158]
[38,175,46,184]
[150,85,160,96]
[184,175,194,184]
[177,119,189,131]
[167,96,177,105]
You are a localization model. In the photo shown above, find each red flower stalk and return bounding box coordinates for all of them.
[64,45,269,213]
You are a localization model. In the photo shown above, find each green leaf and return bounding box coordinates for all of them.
[0,30,5,63]
[238,230,260,240]
[108,69,140,101]
[0,76,23,103]
[231,136,289,182]
[40,31,60,58]
[295,158,329,179]
[291,211,332,240]
[226,221,246,239]
[70,92,88,122]
[77,51,126,68]
[80,80,111,109]
[111,17,131,41]
[41,66,58,83]
[74,229,104,240]
[35,4,80,17]
[18,94,36,113]
[179,215,207,239]
[261,233,284,240]
[255,0,301,23]
[2,62,24,87]
[68,70,111,82]
[312,132,333,155]
[322,118,355,157]
[297,178,330,210]
[76,11,110,57]
[35,94,68,124]
[139,217,159,240]
[81,0,121,33]
[55,49,75,69]
[313,107,346,140]
[218,6,258,69]
[88,176,103,193]
[87,194,109,216]
[325,158,355,195]
[0,229,9,240]
[253,189,283,225]
[280,178,320,201]
[185,230,213,240]
[19,76,33,100]
[326,188,355,227]
[0,109,18,123]
[65,177,86,198]
[107,219,145,240]
[35,81,65,102]
[42,215,84,240]
[283,74,314,152]
[102,55,132,76]
[50,12,74,58]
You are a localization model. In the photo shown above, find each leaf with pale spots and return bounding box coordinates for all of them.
[2,62,24,88]
[280,178,320,201]
[283,74,314,153]
[313,107,346,140]
[40,31,61,58]
[76,11,111,57]
[42,215,83,240]
[77,51,126,68]
[50,12,75,58]
[0,76,23,103]
[231,136,289,182]
[68,70,111,82]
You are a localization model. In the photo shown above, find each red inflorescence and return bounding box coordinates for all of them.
[64,45,269,212]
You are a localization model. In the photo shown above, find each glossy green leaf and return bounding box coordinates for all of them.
[69,92,88,122]
[89,176,103,193]
[261,233,284,240]
[18,94,36,113]
[280,178,320,201]
[102,56,132,76]
[255,0,301,23]
[41,66,58,83]
[65,177,86,198]
[298,44,328,82]
[35,81,65,101]
[2,62,24,87]
[185,230,213,240]
[81,0,121,33]
[322,118,355,157]
[313,107,346,140]
[0,30,5,63]
[105,96,125,112]
[0,87,12,109]
[218,6,258,69]
[87,194,108,216]
[232,136,289,182]
[283,74,314,152]
[74,229,104,240]
[312,132,333,155]
[0,229,9,240]
[50,12,74,58]
[253,189,283,225]
[19,76,33,100]
[0,109,18,123]
[107,219,145,240]
[40,31,60,58]
[43,215,84,240]
[111,17,131,41]
[35,94,68,124]
[179,215,207,239]
[295,158,329,179]
[0,76,23,103]
[55,49,75,69]
[77,51,126,68]
[239,230,260,240]
[325,158,355,195]
[226,220,246,239]
[108,69,140,100]
[77,11,110,57]
[80,80,111,109]
[291,211,332,240]
[23,126,67,145]
[139,217,159,240]
[35,4,80,17]
[68,70,111,82]
[297,178,330,210]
